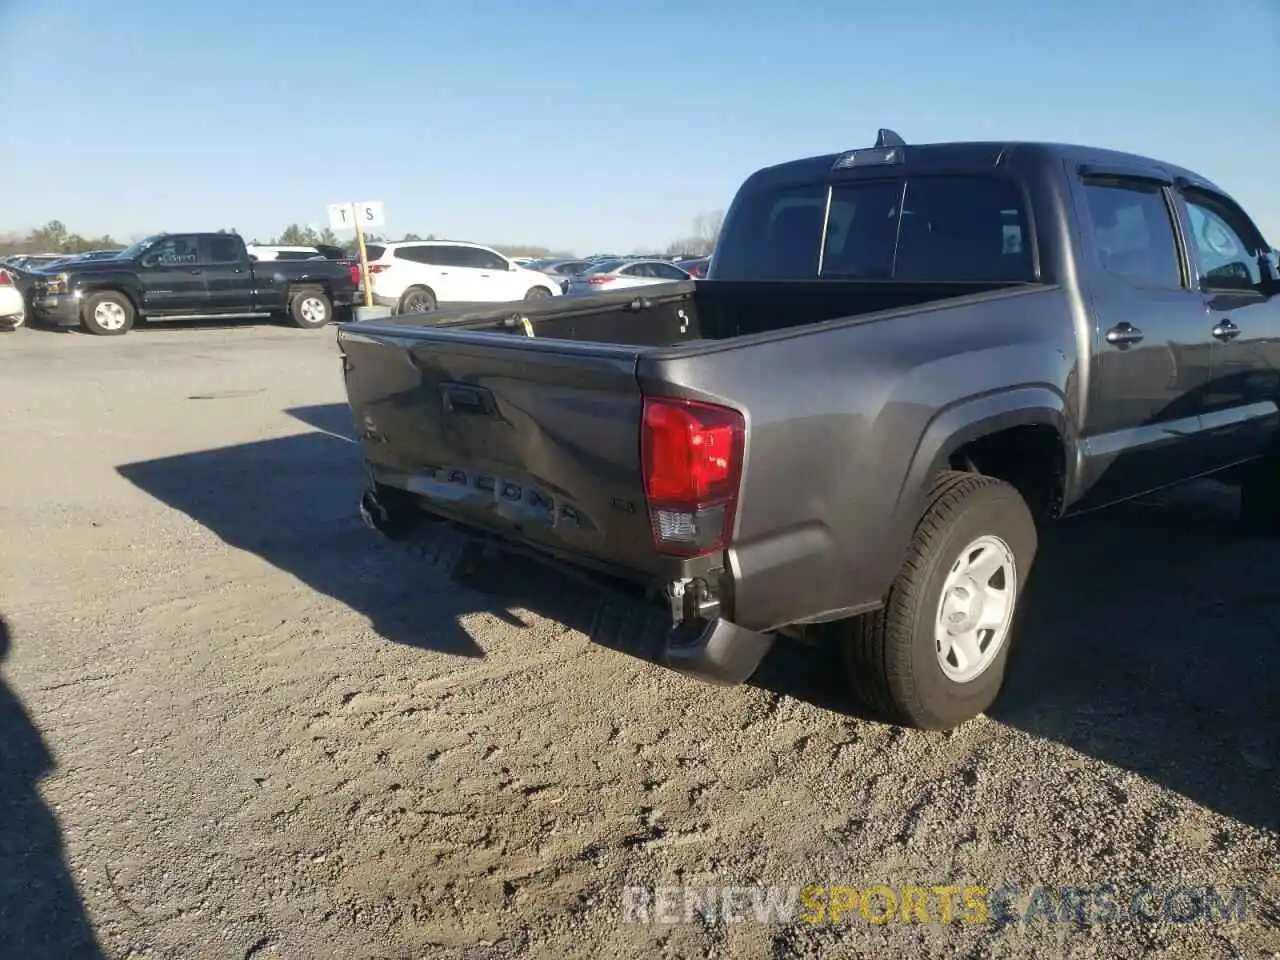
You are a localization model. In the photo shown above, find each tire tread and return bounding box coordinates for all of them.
[846,470,1019,728]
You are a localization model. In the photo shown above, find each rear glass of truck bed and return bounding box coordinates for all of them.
[713,174,1034,283]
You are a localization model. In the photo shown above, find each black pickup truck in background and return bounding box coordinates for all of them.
[31,232,359,336]
[337,130,1280,731]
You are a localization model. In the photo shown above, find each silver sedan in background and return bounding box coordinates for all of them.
[563,258,692,295]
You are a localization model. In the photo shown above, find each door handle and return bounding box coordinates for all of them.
[1105,322,1144,347]
[1212,319,1240,342]
[188,269,202,275]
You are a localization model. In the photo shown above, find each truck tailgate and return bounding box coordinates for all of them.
[338,324,663,578]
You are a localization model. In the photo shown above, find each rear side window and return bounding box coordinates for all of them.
[364,244,386,261]
[714,175,1035,282]
[651,262,690,280]
[394,244,452,266]
[203,237,241,263]
[1081,180,1183,289]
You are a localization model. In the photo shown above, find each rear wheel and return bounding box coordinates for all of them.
[398,286,437,314]
[81,292,135,336]
[840,471,1037,730]
[288,289,333,329]
[2,302,24,330]
[525,286,553,300]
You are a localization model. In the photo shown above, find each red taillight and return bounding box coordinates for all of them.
[349,264,360,286]
[586,274,615,285]
[0,269,12,286]
[366,263,392,275]
[641,397,745,557]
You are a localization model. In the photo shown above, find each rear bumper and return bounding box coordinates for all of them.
[358,485,775,685]
[663,616,777,685]
[32,293,82,327]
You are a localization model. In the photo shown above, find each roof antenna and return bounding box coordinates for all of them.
[874,128,906,149]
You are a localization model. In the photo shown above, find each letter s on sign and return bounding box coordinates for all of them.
[798,885,826,924]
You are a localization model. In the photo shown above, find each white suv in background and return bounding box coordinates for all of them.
[364,240,561,314]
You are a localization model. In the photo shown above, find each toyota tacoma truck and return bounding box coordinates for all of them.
[31,232,359,335]
[336,130,1280,730]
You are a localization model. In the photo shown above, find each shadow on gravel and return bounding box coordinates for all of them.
[0,616,105,959]
[116,431,489,657]
[119,416,1279,832]
[752,482,1280,832]
[285,403,359,440]
[994,481,1279,834]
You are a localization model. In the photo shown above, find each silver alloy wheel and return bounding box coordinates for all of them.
[94,301,128,331]
[934,534,1017,683]
[298,296,328,325]
[403,292,431,313]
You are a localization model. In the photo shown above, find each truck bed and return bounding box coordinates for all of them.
[337,277,1055,601]
[357,277,1030,347]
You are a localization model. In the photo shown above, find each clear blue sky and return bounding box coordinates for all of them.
[1,0,1277,254]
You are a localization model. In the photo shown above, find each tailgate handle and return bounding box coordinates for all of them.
[442,382,496,417]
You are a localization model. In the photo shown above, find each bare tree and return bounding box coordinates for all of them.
[665,209,724,257]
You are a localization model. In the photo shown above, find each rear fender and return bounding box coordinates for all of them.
[893,386,1072,536]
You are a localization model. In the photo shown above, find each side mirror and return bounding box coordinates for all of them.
[509,262,519,271]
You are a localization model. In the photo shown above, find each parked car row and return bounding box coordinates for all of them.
[522,253,710,291]
[1,236,713,331]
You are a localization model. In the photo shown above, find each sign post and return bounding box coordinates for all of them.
[327,201,386,310]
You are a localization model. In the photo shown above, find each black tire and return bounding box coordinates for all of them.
[398,286,437,315]
[1238,455,1280,534]
[524,286,553,300]
[81,291,135,336]
[841,471,1038,730]
[288,289,333,329]
[5,300,26,330]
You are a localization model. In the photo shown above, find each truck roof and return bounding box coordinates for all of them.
[745,139,1224,196]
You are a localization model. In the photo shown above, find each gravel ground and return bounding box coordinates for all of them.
[0,320,1276,960]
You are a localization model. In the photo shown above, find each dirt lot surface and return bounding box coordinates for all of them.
[0,321,1276,960]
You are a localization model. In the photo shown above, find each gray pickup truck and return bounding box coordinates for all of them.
[337,130,1280,731]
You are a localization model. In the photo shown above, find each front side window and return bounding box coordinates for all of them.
[1182,191,1263,292]
[148,236,199,266]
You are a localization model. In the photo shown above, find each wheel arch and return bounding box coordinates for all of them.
[896,386,1075,532]
[80,284,140,314]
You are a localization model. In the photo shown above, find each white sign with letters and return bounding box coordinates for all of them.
[328,201,386,231]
